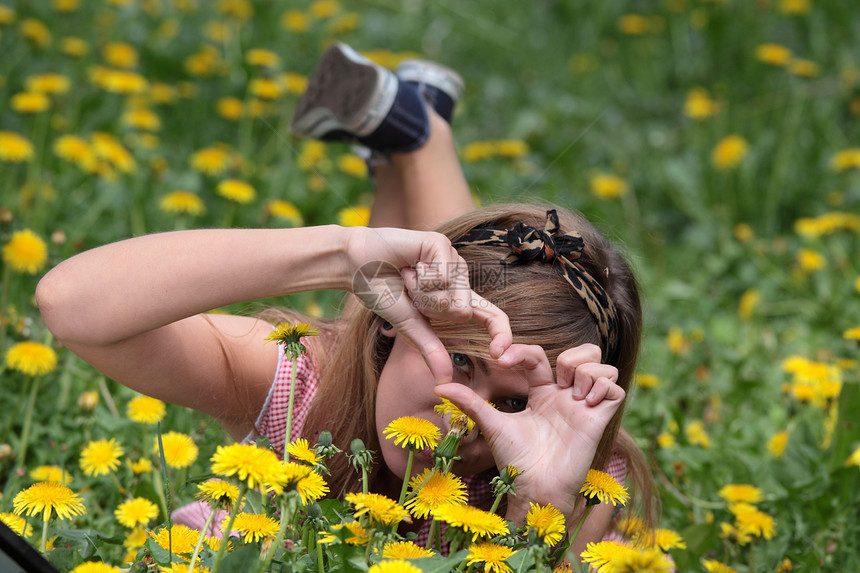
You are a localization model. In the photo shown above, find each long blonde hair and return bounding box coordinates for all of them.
[288,203,654,524]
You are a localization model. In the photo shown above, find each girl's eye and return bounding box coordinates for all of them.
[502,397,528,413]
[450,353,472,373]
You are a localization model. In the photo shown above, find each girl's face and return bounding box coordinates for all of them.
[375,333,530,482]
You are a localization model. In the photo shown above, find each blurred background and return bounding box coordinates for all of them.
[1,0,858,570]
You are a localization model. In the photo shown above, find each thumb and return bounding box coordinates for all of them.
[434,383,505,439]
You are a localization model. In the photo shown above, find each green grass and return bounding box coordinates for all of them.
[1,0,859,571]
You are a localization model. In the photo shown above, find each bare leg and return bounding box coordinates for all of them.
[380,109,475,232]
[367,162,407,228]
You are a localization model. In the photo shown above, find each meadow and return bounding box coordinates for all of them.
[1,0,859,571]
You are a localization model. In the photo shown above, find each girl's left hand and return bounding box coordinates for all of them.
[434,343,624,522]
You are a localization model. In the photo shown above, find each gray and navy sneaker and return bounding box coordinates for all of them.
[396,59,465,124]
[291,42,429,154]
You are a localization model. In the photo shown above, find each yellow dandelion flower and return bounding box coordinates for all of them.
[434,398,476,433]
[368,561,421,573]
[494,139,529,158]
[6,341,57,376]
[635,373,660,388]
[149,524,199,554]
[310,0,340,18]
[70,562,122,573]
[337,154,368,178]
[466,541,514,573]
[734,223,754,242]
[738,288,760,320]
[150,82,178,104]
[210,443,282,489]
[246,48,280,68]
[54,134,98,171]
[1,512,34,537]
[383,416,441,452]
[405,468,467,519]
[228,512,279,543]
[755,43,792,66]
[80,438,124,476]
[121,108,160,131]
[337,205,370,227]
[114,497,158,528]
[90,132,136,173]
[613,547,673,572]
[685,420,711,448]
[11,91,50,114]
[617,515,647,537]
[656,432,676,448]
[102,42,138,69]
[729,502,776,540]
[155,431,198,469]
[526,503,566,545]
[333,521,369,545]
[219,0,254,20]
[249,77,284,99]
[90,67,148,94]
[216,179,256,204]
[711,135,749,169]
[190,144,232,175]
[282,9,310,31]
[286,438,321,465]
[29,465,72,484]
[197,480,240,510]
[159,191,206,217]
[431,504,508,541]
[590,173,628,200]
[463,141,496,162]
[789,58,818,77]
[843,326,860,340]
[846,446,860,467]
[778,0,810,14]
[128,458,152,474]
[60,36,89,57]
[0,131,35,162]
[126,395,166,423]
[637,528,686,551]
[3,229,48,275]
[684,87,720,119]
[282,73,308,94]
[618,13,650,34]
[13,482,86,521]
[797,248,826,272]
[329,11,361,34]
[158,562,208,573]
[216,97,244,120]
[297,468,329,504]
[580,469,630,506]
[265,322,319,359]
[272,461,312,491]
[831,149,860,172]
[266,200,303,226]
[703,560,739,573]
[0,5,16,25]
[581,540,637,571]
[345,492,411,526]
[382,540,435,559]
[21,18,52,47]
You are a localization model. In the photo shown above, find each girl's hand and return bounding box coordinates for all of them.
[434,343,624,522]
[345,226,512,384]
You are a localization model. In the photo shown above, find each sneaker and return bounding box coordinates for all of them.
[396,59,465,123]
[291,42,429,154]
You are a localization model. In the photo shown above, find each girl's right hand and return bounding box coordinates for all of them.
[344,226,512,384]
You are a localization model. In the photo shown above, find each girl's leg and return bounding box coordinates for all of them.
[367,161,407,228]
[389,109,476,231]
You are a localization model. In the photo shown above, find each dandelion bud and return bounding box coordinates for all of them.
[314,430,342,458]
[77,390,99,411]
[348,439,374,473]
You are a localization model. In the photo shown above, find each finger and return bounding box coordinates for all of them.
[467,292,512,359]
[555,344,603,384]
[585,377,626,407]
[496,344,554,388]
[434,382,506,437]
[403,268,473,322]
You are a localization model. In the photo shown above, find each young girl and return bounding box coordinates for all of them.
[36,43,654,557]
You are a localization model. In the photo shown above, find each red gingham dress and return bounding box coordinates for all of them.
[173,345,628,543]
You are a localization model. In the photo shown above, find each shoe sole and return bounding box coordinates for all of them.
[396,59,465,102]
[292,43,398,138]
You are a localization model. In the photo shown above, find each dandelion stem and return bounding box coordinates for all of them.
[284,355,299,459]
[213,483,247,573]
[362,466,369,495]
[18,376,41,466]
[557,505,594,567]
[489,492,504,515]
[259,494,298,573]
[40,518,49,554]
[316,534,325,573]
[398,449,415,505]
[187,506,218,573]
[0,263,10,355]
